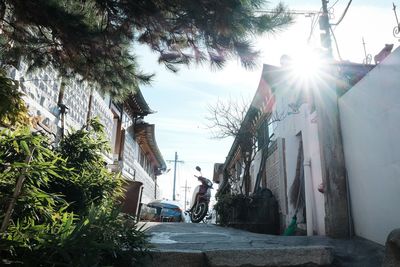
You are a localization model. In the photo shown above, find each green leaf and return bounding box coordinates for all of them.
[12,140,19,152]
[47,169,62,179]
[20,140,30,155]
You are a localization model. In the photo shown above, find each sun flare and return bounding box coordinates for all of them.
[291,48,322,80]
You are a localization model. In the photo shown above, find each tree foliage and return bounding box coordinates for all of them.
[0,0,292,98]
[54,118,123,214]
[206,96,287,196]
[0,121,148,266]
[205,96,250,139]
[0,70,28,127]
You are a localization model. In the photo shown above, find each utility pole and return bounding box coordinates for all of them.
[313,0,350,238]
[181,180,191,210]
[167,152,184,201]
[319,0,332,57]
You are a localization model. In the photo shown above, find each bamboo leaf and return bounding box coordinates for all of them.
[46,168,62,179]
[20,140,30,155]
[12,140,19,152]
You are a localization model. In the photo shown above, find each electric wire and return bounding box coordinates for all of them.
[329,0,340,11]
[331,0,352,26]
[307,12,320,43]
[256,9,319,16]
[330,25,343,60]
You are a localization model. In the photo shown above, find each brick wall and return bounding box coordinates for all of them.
[266,143,280,207]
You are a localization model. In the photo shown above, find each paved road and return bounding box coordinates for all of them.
[142,222,384,267]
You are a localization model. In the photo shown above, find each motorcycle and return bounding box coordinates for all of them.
[187,166,213,223]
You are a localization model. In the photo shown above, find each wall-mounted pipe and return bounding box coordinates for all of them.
[304,159,314,236]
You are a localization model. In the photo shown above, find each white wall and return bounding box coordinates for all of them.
[304,110,326,235]
[273,89,326,235]
[339,47,400,245]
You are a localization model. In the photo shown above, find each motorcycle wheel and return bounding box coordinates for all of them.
[190,202,208,223]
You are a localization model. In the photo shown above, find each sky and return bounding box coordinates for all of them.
[137,0,399,208]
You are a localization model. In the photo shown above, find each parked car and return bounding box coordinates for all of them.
[142,200,183,222]
[139,204,158,221]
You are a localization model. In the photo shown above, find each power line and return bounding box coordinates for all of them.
[181,160,220,164]
[329,0,341,11]
[329,26,343,60]
[331,0,352,26]
[308,11,321,43]
[256,9,320,16]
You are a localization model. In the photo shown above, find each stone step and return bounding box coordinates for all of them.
[145,246,333,267]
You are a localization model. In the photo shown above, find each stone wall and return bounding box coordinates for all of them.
[122,130,137,180]
[122,128,159,204]
[12,61,160,206]
[12,61,113,143]
[133,160,157,204]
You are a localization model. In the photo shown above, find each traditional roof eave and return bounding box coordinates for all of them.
[124,90,155,118]
[333,62,375,95]
[134,122,166,175]
[222,61,374,170]
[213,163,224,184]
[223,64,280,168]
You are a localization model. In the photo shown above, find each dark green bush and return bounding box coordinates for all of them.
[0,70,28,127]
[52,118,123,215]
[0,121,148,266]
[214,191,234,226]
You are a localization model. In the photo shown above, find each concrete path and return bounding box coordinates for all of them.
[142,222,384,267]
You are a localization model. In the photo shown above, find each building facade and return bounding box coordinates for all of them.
[339,47,400,244]
[216,52,400,243]
[9,62,166,211]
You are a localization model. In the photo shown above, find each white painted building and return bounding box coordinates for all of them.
[248,65,330,235]
[219,53,399,242]
[339,46,400,245]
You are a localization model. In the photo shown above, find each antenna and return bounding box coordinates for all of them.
[392,3,400,40]
[362,37,372,64]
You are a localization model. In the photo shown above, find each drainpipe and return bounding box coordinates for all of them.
[57,77,67,140]
[302,104,316,236]
[86,87,94,130]
[303,159,314,236]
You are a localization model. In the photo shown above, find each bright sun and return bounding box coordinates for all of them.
[290,48,322,80]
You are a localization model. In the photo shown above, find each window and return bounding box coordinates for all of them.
[257,116,277,151]
[256,120,269,150]
[110,108,123,161]
[268,119,275,141]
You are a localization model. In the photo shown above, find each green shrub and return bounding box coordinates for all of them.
[215,191,250,226]
[0,69,28,127]
[0,121,148,266]
[53,118,124,215]
[214,192,234,226]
